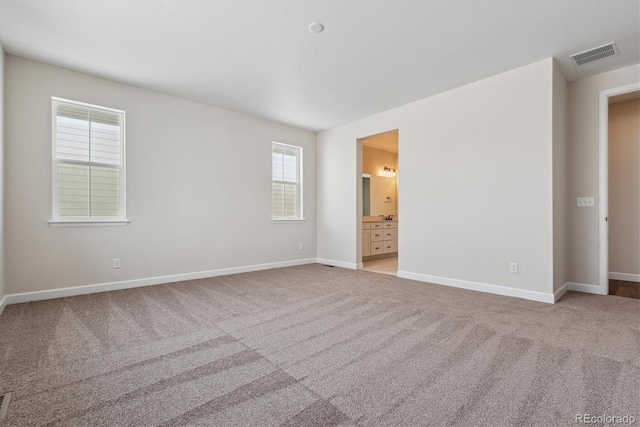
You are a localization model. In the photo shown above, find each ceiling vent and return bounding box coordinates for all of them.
[570,42,617,66]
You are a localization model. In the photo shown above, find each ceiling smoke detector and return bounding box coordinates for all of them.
[308,23,324,33]
[570,42,617,66]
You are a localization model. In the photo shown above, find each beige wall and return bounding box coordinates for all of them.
[362,145,398,214]
[5,55,317,294]
[368,176,396,217]
[552,61,568,292]
[319,58,555,296]
[0,44,4,303]
[362,146,397,176]
[567,64,640,286]
[608,99,640,276]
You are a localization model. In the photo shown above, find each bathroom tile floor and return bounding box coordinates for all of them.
[362,256,398,276]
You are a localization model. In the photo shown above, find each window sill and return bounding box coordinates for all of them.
[49,220,131,227]
[271,218,306,224]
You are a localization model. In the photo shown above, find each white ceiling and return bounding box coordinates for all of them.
[1,1,638,132]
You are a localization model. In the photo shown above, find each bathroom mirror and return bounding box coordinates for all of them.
[363,175,395,216]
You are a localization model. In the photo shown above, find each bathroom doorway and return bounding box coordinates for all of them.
[357,130,399,276]
[606,89,640,299]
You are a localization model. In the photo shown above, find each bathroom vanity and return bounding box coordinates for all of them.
[362,172,398,260]
[362,219,398,258]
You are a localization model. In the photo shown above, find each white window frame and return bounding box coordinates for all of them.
[49,97,129,226]
[271,142,305,223]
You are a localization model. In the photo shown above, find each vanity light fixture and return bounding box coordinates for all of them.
[381,166,396,177]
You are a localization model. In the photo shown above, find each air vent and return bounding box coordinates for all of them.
[570,42,617,66]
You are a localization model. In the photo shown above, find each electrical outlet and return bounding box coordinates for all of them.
[113,258,121,269]
[299,243,304,251]
[577,197,594,207]
[510,263,518,274]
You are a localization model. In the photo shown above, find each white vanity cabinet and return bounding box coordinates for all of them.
[362,221,398,258]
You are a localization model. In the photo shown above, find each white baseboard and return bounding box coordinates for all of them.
[2,258,318,307]
[316,258,359,270]
[608,272,640,283]
[1,259,616,312]
[396,270,555,304]
[566,282,605,295]
[554,282,570,302]
[356,262,364,269]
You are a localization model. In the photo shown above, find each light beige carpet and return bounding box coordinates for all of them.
[0,264,638,426]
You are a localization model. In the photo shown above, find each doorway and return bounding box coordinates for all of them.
[599,84,640,298]
[358,130,399,276]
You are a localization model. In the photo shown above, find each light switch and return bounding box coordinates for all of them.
[577,197,594,207]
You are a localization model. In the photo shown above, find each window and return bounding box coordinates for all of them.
[272,142,303,221]
[51,98,127,224]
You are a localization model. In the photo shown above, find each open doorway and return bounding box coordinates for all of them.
[599,83,640,297]
[605,89,640,299]
[358,130,399,276]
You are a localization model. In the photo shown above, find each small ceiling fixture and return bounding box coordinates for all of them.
[308,22,324,33]
[381,166,396,177]
[569,42,617,66]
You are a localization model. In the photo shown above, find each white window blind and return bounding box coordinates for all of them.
[272,142,302,220]
[52,98,126,222]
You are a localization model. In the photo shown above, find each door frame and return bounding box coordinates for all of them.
[598,82,639,295]
[357,129,399,268]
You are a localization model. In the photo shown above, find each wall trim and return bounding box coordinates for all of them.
[2,258,318,307]
[396,270,555,304]
[608,272,640,283]
[566,282,605,295]
[316,258,359,270]
[554,282,570,303]
[1,261,618,312]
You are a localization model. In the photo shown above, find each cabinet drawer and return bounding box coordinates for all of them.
[382,241,397,253]
[370,222,383,229]
[383,222,397,228]
[382,229,396,241]
[362,222,371,230]
[370,242,384,255]
[370,230,383,242]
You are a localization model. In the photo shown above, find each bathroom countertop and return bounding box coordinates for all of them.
[362,217,398,223]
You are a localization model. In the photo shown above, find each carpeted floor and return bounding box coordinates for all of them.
[0,264,639,426]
